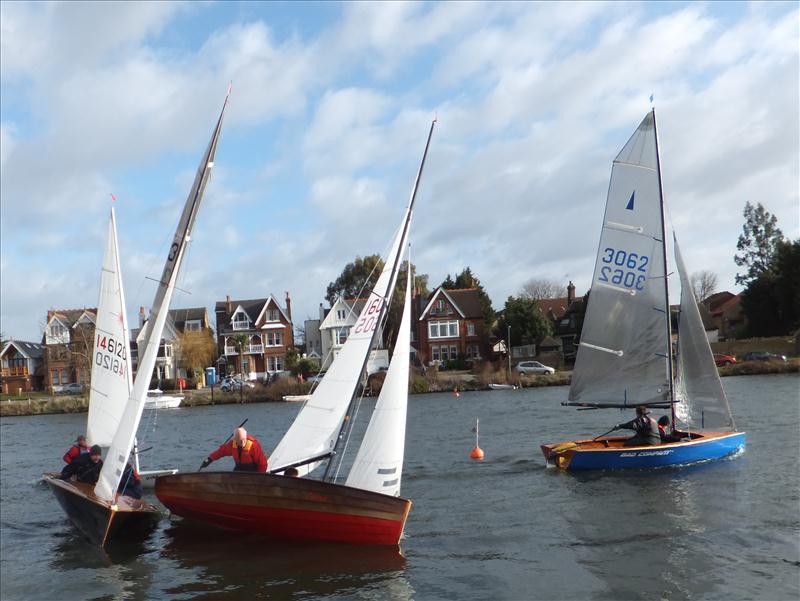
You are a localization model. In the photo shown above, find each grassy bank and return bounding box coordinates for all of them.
[2,360,796,417]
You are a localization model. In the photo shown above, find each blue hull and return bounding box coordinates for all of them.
[548,432,746,471]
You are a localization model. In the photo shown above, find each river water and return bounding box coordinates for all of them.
[1,374,798,600]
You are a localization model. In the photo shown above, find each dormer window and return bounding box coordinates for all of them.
[185,319,201,332]
[336,309,347,320]
[50,324,66,338]
[437,299,445,311]
[266,309,279,322]
[232,312,250,330]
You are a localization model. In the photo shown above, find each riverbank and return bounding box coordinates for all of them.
[2,359,796,417]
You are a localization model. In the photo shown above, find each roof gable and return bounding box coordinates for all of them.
[254,295,291,326]
[320,297,364,329]
[419,288,470,320]
[1,340,45,360]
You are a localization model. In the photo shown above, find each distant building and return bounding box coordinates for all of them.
[133,306,213,383]
[1,340,46,393]
[414,287,490,366]
[215,293,294,380]
[706,293,745,340]
[42,308,97,393]
[304,317,322,366]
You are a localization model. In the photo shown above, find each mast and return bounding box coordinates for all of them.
[322,118,436,482]
[651,107,676,425]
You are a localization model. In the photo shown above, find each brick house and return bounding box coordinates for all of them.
[42,308,97,393]
[133,306,213,382]
[215,294,294,380]
[415,287,491,366]
[705,293,745,340]
[1,340,46,393]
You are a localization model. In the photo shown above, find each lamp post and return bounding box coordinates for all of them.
[507,325,512,380]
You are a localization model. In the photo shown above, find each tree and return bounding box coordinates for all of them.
[494,296,553,347]
[441,267,495,331]
[232,333,249,377]
[175,329,216,382]
[734,202,784,286]
[519,278,567,301]
[740,239,800,336]
[326,254,383,305]
[690,270,718,303]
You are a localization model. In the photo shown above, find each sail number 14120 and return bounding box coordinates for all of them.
[598,247,649,291]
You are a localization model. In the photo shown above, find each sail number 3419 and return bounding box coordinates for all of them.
[598,247,649,291]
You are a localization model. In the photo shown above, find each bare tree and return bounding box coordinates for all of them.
[690,270,718,303]
[519,278,566,300]
[175,329,216,382]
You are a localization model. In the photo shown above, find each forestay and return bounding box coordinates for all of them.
[569,112,671,405]
[346,264,411,496]
[673,236,735,430]
[87,209,134,448]
[94,92,229,502]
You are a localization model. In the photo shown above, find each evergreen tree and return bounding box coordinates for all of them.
[734,202,784,286]
[441,267,494,332]
[495,296,553,346]
[741,239,800,336]
[326,254,384,304]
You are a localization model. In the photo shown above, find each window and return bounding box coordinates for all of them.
[242,359,250,374]
[431,346,440,361]
[467,344,481,359]
[61,369,69,384]
[52,369,60,385]
[451,345,458,358]
[266,332,283,347]
[268,356,284,371]
[428,320,459,339]
[440,346,449,361]
[467,323,476,336]
[335,327,349,345]
[164,344,173,358]
[50,324,66,338]
[184,320,201,332]
[267,309,279,322]
[232,312,250,330]
[336,309,347,320]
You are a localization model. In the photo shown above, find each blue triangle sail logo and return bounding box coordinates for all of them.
[625,191,635,210]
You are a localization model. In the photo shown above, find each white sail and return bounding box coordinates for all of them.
[94,91,229,502]
[569,111,671,405]
[346,262,411,496]
[86,208,134,447]
[673,236,735,430]
[270,120,436,475]
[269,217,410,474]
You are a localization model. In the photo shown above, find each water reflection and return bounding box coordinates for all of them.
[560,465,723,600]
[159,520,413,600]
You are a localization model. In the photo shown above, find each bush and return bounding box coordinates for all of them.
[264,377,312,402]
[410,375,429,394]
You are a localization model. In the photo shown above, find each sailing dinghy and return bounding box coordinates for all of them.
[44,90,229,544]
[541,109,745,471]
[155,120,436,545]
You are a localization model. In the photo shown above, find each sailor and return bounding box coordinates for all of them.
[60,444,104,484]
[616,406,661,447]
[200,427,268,473]
[62,435,91,464]
[657,415,685,443]
[117,462,144,499]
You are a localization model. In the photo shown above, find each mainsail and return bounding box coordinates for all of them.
[94,91,229,502]
[269,119,436,475]
[569,111,671,406]
[87,208,134,447]
[673,236,735,430]
[345,262,411,496]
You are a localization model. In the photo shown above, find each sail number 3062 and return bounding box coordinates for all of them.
[598,247,648,291]
[95,335,127,377]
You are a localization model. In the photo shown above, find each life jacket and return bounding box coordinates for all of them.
[63,443,90,464]
[232,438,258,471]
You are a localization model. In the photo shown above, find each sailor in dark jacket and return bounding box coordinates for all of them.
[118,462,143,499]
[60,444,103,484]
[617,406,661,447]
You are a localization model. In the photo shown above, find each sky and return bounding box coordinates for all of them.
[1,1,798,343]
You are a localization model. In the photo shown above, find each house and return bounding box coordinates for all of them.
[42,308,97,393]
[1,340,46,393]
[215,294,294,380]
[304,317,322,366]
[133,306,213,383]
[707,293,745,340]
[317,298,389,372]
[552,282,586,364]
[415,287,491,366]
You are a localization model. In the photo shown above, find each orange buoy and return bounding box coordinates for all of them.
[470,446,484,460]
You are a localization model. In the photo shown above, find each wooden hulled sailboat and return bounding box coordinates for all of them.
[541,109,745,471]
[155,120,436,545]
[44,90,230,544]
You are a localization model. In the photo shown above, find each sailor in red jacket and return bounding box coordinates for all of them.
[200,427,268,473]
[63,435,90,464]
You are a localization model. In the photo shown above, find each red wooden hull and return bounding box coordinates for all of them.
[155,471,412,545]
[43,473,161,546]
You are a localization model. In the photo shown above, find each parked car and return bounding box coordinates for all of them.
[60,383,84,395]
[713,353,737,367]
[220,377,255,392]
[515,361,556,375]
[743,351,787,362]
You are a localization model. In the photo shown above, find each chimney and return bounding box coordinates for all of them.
[285,291,292,323]
[139,306,146,328]
[226,295,232,314]
[319,302,325,320]
[567,281,576,305]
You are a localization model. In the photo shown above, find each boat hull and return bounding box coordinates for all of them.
[140,468,179,488]
[43,474,161,545]
[155,472,411,545]
[541,431,746,471]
